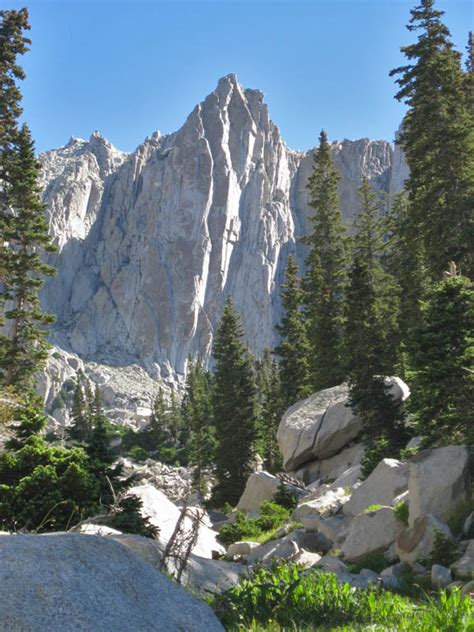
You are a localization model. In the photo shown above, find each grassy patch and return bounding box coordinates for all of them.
[218,502,291,547]
[212,561,473,631]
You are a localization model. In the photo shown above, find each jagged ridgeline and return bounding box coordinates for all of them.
[39,74,407,384]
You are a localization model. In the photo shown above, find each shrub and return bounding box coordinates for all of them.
[423,529,460,568]
[365,503,384,512]
[394,500,409,526]
[218,502,291,546]
[127,446,149,462]
[360,436,393,478]
[272,483,298,511]
[347,551,389,574]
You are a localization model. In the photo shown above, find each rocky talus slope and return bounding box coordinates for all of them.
[39,75,408,418]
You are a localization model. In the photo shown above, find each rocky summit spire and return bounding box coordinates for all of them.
[39,76,404,383]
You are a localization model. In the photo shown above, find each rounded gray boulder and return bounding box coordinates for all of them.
[0,533,224,632]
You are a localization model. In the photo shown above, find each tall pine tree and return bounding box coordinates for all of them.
[390,0,474,278]
[408,273,473,446]
[275,256,311,408]
[181,358,216,495]
[303,130,349,390]
[211,297,258,506]
[345,179,405,462]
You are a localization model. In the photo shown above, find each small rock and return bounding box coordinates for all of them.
[226,541,260,557]
[431,564,452,588]
[461,580,474,598]
[450,540,474,580]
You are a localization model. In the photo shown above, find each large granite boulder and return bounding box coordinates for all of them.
[236,471,282,515]
[128,483,224,558]
[278,378,408,473]
[396,514,453,565]
[0,534,223,632]
[236,471,305,516]
[277,384,362,471]
[341,507,403,562]
[343,459,409,517]
[407,446,470,527]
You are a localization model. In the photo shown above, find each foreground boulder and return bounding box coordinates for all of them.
[277,385,362,471]
[343,459,409,517]
[0,534,224,632]
[341,507,403,562]
[408,446,470,527]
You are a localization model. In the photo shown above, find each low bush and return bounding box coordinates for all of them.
[272,483,298,511]
[422,528,460,568]
[394,500,409,526]
[212,561,473,631]
[218,502,291,546]
[346,551,389,574]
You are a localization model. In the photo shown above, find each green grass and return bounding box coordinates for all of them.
[218,502,292,547]
[212,561,474,632]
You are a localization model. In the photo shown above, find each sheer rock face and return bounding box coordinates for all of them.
[40,75,404,384]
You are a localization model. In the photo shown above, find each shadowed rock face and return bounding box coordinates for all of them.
[40,74,406,383]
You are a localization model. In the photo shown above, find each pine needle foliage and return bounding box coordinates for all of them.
[274,256,311,409]
[408,275,474,446]
[302,130,349,390]
[390,0,474,278]
[211,297,258,506]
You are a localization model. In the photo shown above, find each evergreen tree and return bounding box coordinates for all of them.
[390,0,474,278]
[255,349,283,472]
[302,130,349,390]
[385,193,429,345]
[0,124,56,390]
[345,179,405,458]
[0,8,30,221]
[182,359,216,494]
[67,374,91,443]
[0,9,57,390]
[275,256,311,408]
[465,32,474,115]
[211,297,258,506]
[86,385,114,466]
[408,274,474,446]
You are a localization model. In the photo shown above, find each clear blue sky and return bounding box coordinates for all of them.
[7,0,473,154]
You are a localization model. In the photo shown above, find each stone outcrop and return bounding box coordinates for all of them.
[407,445,470,527]
[341,507,403,562]
[0,533,224,632]
[235,471,305,516]
[343,458,409,517]
[39,74,405,399]
[277,384,362,471]
[127,483,224,558]
[396,514,453,565]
